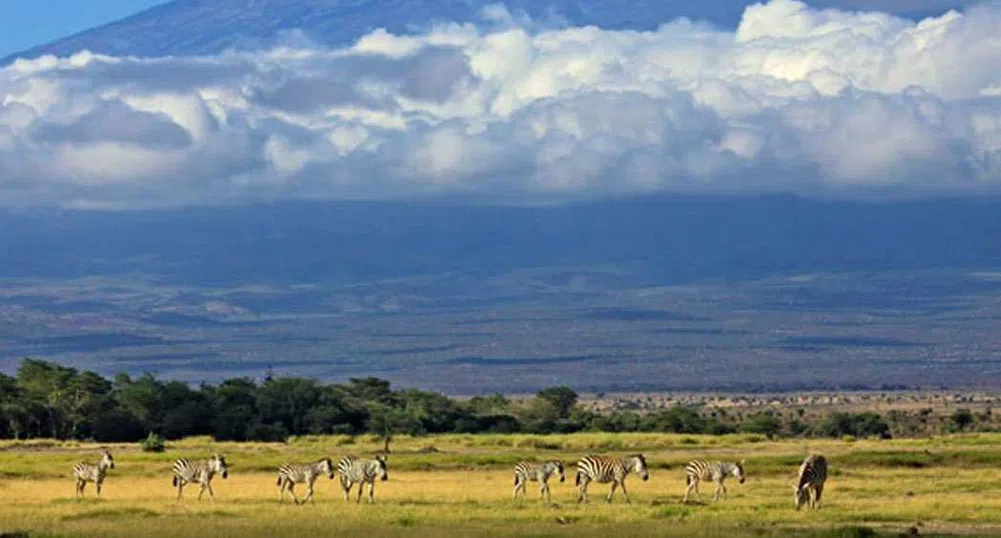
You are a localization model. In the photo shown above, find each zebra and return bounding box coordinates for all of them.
[276,457,335,504]
[337,454,388,503]
[73,448,115,498]
[171,453,229,502]
[794,454,828,510]
[683,459,746,502]
[513,460,566,502]
[574,454,649,503]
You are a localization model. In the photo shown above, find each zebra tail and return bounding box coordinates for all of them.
[277,475,282,486]
[514,475,518,486]
[686,474,692,486]
[172,475,178,487]
[575,471,581,486]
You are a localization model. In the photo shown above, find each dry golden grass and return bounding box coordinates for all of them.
[3,433,1001,537]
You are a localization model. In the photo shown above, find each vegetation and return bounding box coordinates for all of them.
[139,432,166,453]
[0,359,941,443]
[3,433,1001,537]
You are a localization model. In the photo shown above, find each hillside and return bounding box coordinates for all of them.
[2,0,965,63]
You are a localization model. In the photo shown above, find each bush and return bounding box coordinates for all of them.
[139,432,166,452]
[814,412,890,439]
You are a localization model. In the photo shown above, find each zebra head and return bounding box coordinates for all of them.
[100,449,115,470]
[794,483,809,510]
[554,460,566,483]
[211,453,229,479]
[374,454,389,481]
[734,459,746,484]
[631,454,649,481]
[322,457,335,479]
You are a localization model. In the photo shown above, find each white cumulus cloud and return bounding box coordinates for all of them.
[3,0,1001,208]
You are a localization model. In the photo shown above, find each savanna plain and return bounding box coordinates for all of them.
[4,433,1001,538]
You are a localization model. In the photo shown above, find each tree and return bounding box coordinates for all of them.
[741,412,783,439]
[16,359,77,438]
[304,385,366,434]
[814,412,890,439]
[256,377,323,436]
[345,377,395,406]
[535,387,578,419]
[113,374,166,434]
[645,407,708,434]
[210,378,258,441]
[950,408,974,432]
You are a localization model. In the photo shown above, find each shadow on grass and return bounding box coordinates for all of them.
[61,507,159,521]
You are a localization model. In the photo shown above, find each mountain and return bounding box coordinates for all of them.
[4,196,1001,391]
[3,196,1000,286]
[2,0,966,64]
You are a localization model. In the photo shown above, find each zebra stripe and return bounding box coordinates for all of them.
[794,454,828,510]
[513,460,566,502]
[574,454,649,503]
[683,459,746,502]
[172,454,229,502]
[276,458,335,504]
[337,454,388,504]
[73,449,114,497]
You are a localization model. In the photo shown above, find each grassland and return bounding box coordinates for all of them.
[3,433,1001,537]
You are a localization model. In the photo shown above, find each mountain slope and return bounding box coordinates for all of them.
[2,196,1000,286]
[2,0,963,64]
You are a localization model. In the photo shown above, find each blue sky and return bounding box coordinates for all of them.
[0,0,164,58]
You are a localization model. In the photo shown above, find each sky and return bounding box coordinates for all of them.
[2,0,1001,209]
[0,1,165,59]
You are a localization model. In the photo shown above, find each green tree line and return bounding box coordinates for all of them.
[0,358,971,442]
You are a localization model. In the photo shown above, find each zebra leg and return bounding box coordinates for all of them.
[356,481,364,503]
[76,480,84,498]
[96,479,103,497]
[813,484,824,509]
[606,481,618,503]
[713,481,722,502]
[620,480,631,504]
[541,481,550,503]
[176,482,184,501]
[577,478,589,504]
[278,480,285,503]
[290,484,300,505]
[513,478,521,499]
[342,481,352,501]
[307,484,316,504]
[198,484,206,501]
[206,482,216,502]
[368,481,376,504]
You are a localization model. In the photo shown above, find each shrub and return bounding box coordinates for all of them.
[139,432,166,452]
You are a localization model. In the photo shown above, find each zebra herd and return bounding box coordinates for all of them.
[71,449,828,509]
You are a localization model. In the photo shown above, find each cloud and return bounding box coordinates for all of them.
[2,0,1001,208]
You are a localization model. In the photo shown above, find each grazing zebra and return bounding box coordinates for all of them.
[574,454,649,503]
[513,460,566,502]
[683,459,746,502]
[73,448,115,498]
[337,454,388,503]
[276,457,335,504]
[172,453,229,502]
[794,454,828,510]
